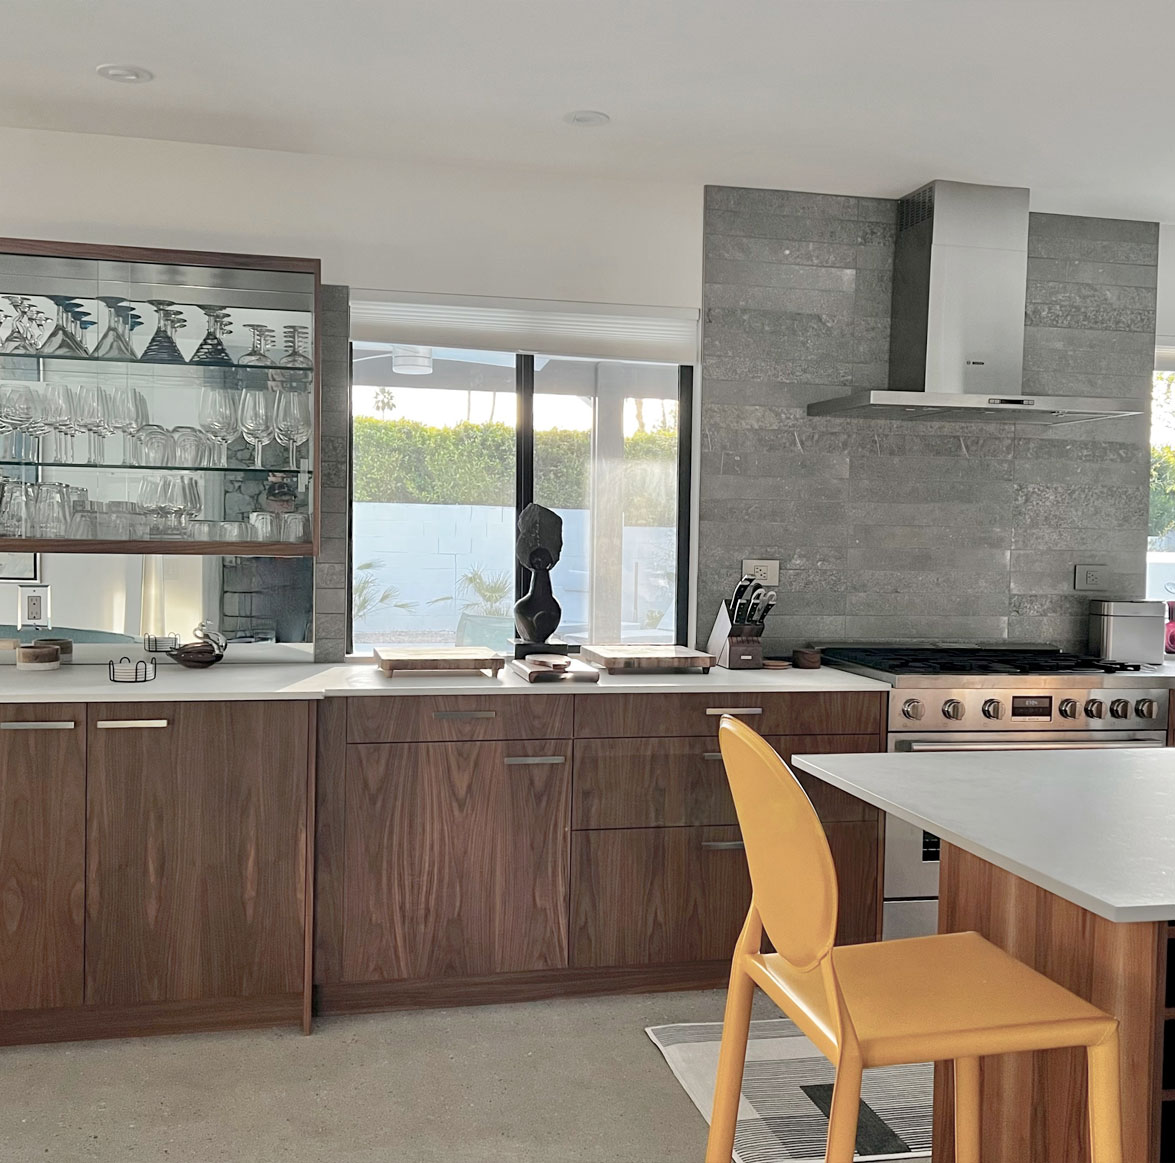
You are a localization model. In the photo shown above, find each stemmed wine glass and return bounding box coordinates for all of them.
[75,385,113,464]
[198,387,240,467]
[0,383,45,461]
[93,298,139,360]
[108,385,149,465]
[239,392,275,468]
[1,297,41,354]
[274,391,312,469]
[38,298,90,357]
[40,384,73,462]
[279,324,313,369]
[140,301,187,363]
[238,324,277,366]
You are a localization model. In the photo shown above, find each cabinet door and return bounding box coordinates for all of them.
[0,705,85,1011]
[825,821,881,946]
[86,702,308,1006]
[343,740,571,982]
[570,826,751,968]
[767,735,881,823]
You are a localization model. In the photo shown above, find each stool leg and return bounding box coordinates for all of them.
[704,961,755,1163]
[953,1057,980,1163]
[1086,1029,1123,1163]
[824,1056,862,1163]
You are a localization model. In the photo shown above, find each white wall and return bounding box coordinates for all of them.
[1158,225,1175,350]
[0,127,703,310]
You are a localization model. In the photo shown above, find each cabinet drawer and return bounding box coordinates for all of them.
[348,694,574,744]
[573,691,882,739]
[570,826,750,968]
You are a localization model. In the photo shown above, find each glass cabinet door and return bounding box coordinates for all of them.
[0,243,319,555]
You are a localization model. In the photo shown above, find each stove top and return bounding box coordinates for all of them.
[822,646,1143,677]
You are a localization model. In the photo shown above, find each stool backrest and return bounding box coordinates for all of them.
[717,714,840,972]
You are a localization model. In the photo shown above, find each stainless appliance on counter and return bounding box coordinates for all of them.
[1088,600,1166,664]
[822,645,1169,939]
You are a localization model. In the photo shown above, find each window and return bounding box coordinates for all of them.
[1149,369,1175,597]
[350,344,691,654]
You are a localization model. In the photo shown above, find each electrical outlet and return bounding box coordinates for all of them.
[17,584,50,629]
[742,559,779,586]
[1074,565,1108,592]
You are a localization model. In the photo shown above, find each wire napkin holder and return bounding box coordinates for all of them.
[108,656,157,683]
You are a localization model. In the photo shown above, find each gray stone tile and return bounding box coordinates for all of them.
[699,498,846,526]
[705,283,855,313]
[1026,257,1157,289]
[854,244,893,271]
[316,563,348,588]
[850,454,1013,483]
[701,355,854,385]
[320,486,348,514]
[314,613,347,639]
[717,449,851,480]
[848,479,1015,506]
[705,186,859,220]
[843,615,1008,641]
[850,362,888,388]
[857,198,897,224]
[759,615,847,646]
[846,591,1009,616]
[705,214,867,246]
[315,588,347,615]
[314,638,346,663]
[698,518,851,551]
[850,523,1013,550]
[1009,593,1094,617]
[1028,213,1159,245]
[852,569,1011,595]
[1010,525,1147,553]
[1020,370,1151,398]
[1013,483,1148,530]
[846,545,1011,572]
[319,536,348,564]
[1024,304,1155,333]
[701,473,849,503]
[761,592,847,616]
[320,283,350,310]
[1005,615,1089,651]
[703,256,855,290]
[1012,457,1147,486]
[320,460,349,488]
[1027,237,1159,265]
[1025,281,1156,310]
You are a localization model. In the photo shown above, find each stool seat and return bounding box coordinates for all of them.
[748,930,1116,1070]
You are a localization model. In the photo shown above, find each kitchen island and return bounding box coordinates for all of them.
[791,747,1175,1163]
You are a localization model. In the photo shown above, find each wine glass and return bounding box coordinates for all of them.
[0,383,43,461]
[140,301,186,363]
[37,297,89,357]
[274,391,312,469]
[239,392,274,468]
[40,383,73,462]
[279,324,313,369]
[75,385,113,464]
[108,384,149,465]
[198,387,240,467]
[93,298,138,360]
[238,324,276,366]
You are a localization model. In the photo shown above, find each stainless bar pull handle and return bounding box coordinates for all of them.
[0,721,75,731]
[702,752,723,761]
[706,707,762,716]
[702,840,745,851]
[504,756,566,766]
[97,719,169,729]
[905,739,1165,752]
[433,710,496,720]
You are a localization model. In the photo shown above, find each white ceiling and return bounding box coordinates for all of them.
[7,0,1175,220]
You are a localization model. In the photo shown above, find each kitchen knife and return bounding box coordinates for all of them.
[730,574,756,612]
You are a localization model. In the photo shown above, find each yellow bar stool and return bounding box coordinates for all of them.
[704,716,1123,1163]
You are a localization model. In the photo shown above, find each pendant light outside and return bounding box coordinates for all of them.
[392,345,433,374]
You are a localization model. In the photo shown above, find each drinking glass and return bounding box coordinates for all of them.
[138,475,164,529]
[191,307,234,366]
[274,391,312,470]
[239,324,276,367]
[279,511,312,542]
[199,387,240,467]
[136,424,176,467]
[248,511,281,541]
[67,509,98,539]
[218,521,250,541]
[0,481,30,536]
[179,474,202,524]
[173,426,212,467]
[31,484,69,538]
[188,519,219,541]
[239,392,275,468]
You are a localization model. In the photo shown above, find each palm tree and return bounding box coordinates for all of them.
[457,565,513,617]
[352,560,417,622]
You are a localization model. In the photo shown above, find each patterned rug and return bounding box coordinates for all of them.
[646,1019,932,1162]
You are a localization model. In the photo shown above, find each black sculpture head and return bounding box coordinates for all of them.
[513,503,563,644]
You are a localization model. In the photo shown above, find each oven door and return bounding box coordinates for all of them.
[881,730,1167,938]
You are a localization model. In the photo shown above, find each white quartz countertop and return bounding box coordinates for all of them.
[0,660,891,703]
[792,748,1175,923]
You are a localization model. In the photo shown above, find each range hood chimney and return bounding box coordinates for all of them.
[807,180,1144,425]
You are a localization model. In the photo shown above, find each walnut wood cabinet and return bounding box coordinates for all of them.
[85,701,309,1007]
[0,705,86,1011]
[316,689,886,1011]
[343,740,571,981]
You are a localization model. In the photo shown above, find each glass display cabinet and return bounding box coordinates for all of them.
[0,239,320,555]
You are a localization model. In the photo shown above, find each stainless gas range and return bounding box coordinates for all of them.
[822,646,1170,939]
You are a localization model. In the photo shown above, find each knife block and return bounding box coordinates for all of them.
[705,602,765,670]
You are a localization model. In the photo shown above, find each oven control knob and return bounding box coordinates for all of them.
[981,698,1005,720]
[1109,698,1131,720]
[1059,698,1080,719]
[1136,698,1160,720]
[941,698,965,721]
[901,698,925,721]
[1084,699,1105,719]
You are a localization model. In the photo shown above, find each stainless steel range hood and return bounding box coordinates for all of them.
[807,180,1144,425]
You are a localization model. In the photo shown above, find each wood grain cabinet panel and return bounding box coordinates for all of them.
[347,694,573,744]
[343,740,571,982]
[824,821,881,947]
[85,702,308,1006]
[570,826,751,967]
[573,734,880,830]
[573,692,883,739]
[0,704,85,1011]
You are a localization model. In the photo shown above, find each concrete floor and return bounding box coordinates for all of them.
[0,989,770,1163]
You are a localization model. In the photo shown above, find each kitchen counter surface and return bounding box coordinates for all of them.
[0,660,892,702]
[792,747,1175,923]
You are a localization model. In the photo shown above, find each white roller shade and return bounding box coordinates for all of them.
[350,290,699,365]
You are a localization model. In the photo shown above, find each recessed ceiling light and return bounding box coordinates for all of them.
[563,110,610,127]
[96,64,154,84]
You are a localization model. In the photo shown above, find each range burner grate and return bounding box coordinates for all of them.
[822,646,1142,677]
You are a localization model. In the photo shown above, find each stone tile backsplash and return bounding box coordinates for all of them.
[697,186,1158,655]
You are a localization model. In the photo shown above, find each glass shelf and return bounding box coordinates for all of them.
[0,460,314,474]
[0,351,315,372]
[0,536,314,557]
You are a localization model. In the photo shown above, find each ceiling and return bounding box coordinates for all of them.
[7,0,1175,220]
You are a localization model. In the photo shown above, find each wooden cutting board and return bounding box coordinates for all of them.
[579,644,714,674]
[374,647,505,677]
